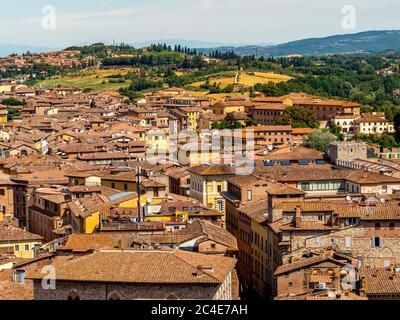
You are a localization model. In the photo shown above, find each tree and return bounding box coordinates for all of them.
[1,97,23,106]
[394,112,400,141]
[277,106,320,128]
[225,113,242,129]
[7,108,21,121]
[244,118,256,127]
[304,129,337,152]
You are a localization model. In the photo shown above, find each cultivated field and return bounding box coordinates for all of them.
[34,68,136,92]
[191,71,293,88]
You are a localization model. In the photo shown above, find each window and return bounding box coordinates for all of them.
[0,189,5,196]
[390,223,395,230]
[124,184,128,191]
[247,190,253,201]
[382,186,388,193]
[375,223,381,230]
[345,236,352,248]
[372,237,382,248]
[14,270,25,284]
[14,245,19,252]
[111,183,116,189]
[217,185,222,193]
[24,244,29,251]
[216,200,224,212]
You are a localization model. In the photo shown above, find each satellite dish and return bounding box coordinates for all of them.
[380,198,386,204]
[268,145,274,152]
[146,197,153,204]
[346,196,352,202]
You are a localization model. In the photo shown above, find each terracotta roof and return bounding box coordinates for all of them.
[274,250,353,276]
[264,146,325,161]
[177,220,238,250]
[0,223,43,242]
[67,194,108,218]
[58,233,148,253]
[27,249,236,285]
[238,200,268,223]
[360,268,400,295]
[345,170,400,185]
[188,164,235,176]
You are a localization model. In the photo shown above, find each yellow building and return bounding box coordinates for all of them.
[177,144,220,167]
[143,127,170,152]
[251,218,270,300]
[101,174,137,192]
[0,218,43,259]
[0,105,7,123]
[211,102,245,116]
[178,107,202,131]
[188,165,235,220]
[69,192,144,234]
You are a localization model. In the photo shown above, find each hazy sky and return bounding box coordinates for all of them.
[3,0,400,47]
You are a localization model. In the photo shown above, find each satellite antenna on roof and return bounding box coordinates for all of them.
[346,196,352,202]
[380,198,386,204]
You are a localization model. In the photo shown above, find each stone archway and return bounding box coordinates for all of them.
[67,290,80,301]
[108,292,121,301]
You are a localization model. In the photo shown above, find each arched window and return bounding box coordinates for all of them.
[375,223,381,230]
[67,290,80,301]
[390,223,395,230]
[108,292,121,301]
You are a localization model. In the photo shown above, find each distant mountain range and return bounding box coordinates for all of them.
[2,30,400,58]
[196,30,400,57]
[131,39,275,49]
[0,44,60,57]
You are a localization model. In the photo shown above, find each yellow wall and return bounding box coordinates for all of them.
[145,211,189,223]
[188,112,199,130]
[0,115,7,124]
[62,134,77,142]
[101,180,136,192]
[251,219,269,298]
[84,211,100,234]
[0,241,42,259]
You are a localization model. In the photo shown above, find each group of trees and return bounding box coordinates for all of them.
[103,52,185,67]
[304,130,338,152]
[276,106,320,129]
[200,80,234,94]
[210,113,255,130]
[1,98,23,121]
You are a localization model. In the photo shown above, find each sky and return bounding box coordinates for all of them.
[2,0,400,47]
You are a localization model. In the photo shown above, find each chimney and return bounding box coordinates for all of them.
[295,206,302,227]
[196,265,204,277]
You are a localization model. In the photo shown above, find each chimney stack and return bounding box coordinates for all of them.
[196,265,204,277]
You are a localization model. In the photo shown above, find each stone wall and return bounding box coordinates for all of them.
[33,281,224,300]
